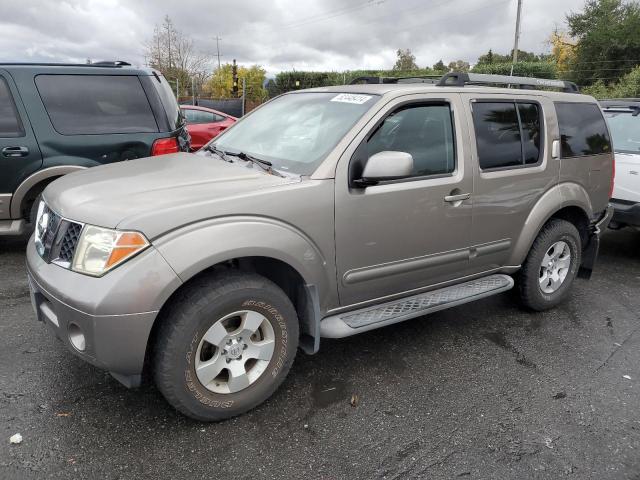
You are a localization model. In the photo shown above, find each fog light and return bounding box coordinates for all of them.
[68,323,86,352]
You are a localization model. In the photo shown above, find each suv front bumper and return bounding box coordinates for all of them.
[26,238,182,387]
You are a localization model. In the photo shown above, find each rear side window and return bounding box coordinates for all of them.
[366,103,456,177]
[183,109,225,124]
[35,75,158,135]
[0,77,24,137]
[472,101,542,170]
[555,102,611,157]
[152,75,182,130]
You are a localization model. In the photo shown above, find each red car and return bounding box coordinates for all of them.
[180,105,237,151]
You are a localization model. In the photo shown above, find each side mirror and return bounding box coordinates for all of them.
[355,151,414,187]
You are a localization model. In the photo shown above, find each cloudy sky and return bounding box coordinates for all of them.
[0,0,586,74]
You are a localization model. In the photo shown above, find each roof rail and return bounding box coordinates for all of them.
[437,72,579,93]
[349,75,441,85]
[0,61,133,68]
[91,60,132,66]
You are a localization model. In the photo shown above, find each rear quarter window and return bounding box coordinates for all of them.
[555,102,611,158]
[35,75,159,135]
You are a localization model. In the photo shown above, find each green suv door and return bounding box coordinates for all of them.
[0,70,42,222]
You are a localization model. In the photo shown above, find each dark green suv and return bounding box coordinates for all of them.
[0,62,189,235]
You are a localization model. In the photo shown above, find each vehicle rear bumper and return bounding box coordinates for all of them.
[610,198,640,227]
[26,238,182,387]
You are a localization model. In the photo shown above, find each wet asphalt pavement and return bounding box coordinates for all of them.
[1,230,640,480]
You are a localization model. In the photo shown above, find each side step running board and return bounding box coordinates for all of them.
[320,274,514,338]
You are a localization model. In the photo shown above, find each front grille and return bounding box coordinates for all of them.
[58,222,83,262]
[35,202,83,267]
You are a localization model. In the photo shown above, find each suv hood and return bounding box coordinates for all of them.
[44,152,299,236]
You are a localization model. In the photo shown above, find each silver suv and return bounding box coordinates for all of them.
[26,73,614,421]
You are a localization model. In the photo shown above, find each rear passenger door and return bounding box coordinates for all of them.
[0,70,42,220]
[463,94,559,272]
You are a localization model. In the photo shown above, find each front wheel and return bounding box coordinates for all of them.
[153,271,299,421]
[517,219,582,311]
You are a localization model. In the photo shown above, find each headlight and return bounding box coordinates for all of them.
[72,225,149,277]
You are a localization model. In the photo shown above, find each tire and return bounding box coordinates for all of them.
[517,219,582,311]
[153,271,299,421]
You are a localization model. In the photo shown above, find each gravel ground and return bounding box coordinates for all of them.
[1,230,639,480]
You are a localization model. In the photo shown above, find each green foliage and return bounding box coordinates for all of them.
[477,49,547,65]
[582,66,640,98]
[270,68,440,96]
[471,62,558,79]
[432,59,447,72]
[393,49,419,71]
[204,64,267,102]
[566,0,640,86]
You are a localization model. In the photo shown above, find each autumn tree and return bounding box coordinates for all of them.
[204,63,267,102]
[393,49,419,70]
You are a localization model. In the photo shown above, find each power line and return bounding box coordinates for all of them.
[213,35,223,70]
[281,0,387,30]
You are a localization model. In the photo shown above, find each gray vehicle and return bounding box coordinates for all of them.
[26,73,614,421]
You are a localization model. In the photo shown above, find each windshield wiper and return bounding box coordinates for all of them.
[204,144,233,162]
[224,151,285,177]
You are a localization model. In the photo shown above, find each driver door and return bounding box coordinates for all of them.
[334,93,474,307]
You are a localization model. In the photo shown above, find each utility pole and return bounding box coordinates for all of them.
[213,35,223,70]
[510,0,523,76]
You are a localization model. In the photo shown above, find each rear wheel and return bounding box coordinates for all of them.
[153,271,299,421]
[517,219,582,311]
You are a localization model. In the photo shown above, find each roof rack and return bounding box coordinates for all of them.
[349,75,441,85]
[437,72,579,93]
[90,60,132,66]
[0,61,132,68]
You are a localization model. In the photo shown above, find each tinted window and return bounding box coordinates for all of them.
[152,75,182,130]
[518,103,542,164]
[472,102,522,169]
[366,104,455,177]
[35,75,158,135]
[0,77,23,137]
[603,110,640,154]
[472,101,542,169]
[556,102,611,157]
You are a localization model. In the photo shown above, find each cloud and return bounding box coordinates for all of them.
[0,0,584,73]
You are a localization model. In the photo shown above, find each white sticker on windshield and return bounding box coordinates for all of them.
[330,93,372,105]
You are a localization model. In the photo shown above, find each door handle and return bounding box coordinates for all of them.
[2,146,29,157]
[444,193,471,203]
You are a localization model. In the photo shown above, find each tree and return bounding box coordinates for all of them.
[393,49,419,71]
[566,0,640,86]
[432,59,447,72]
[476,49,543,65]
[447,60,470,72]
[144,15,210,97]
[204,63,267,101]
[548,29,577,77]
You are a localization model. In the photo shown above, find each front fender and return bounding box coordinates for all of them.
[508,182,593,266]
[153,216,333,312]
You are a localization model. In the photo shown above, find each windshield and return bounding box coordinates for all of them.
[604,110,640,154]
[211,92,378,175]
